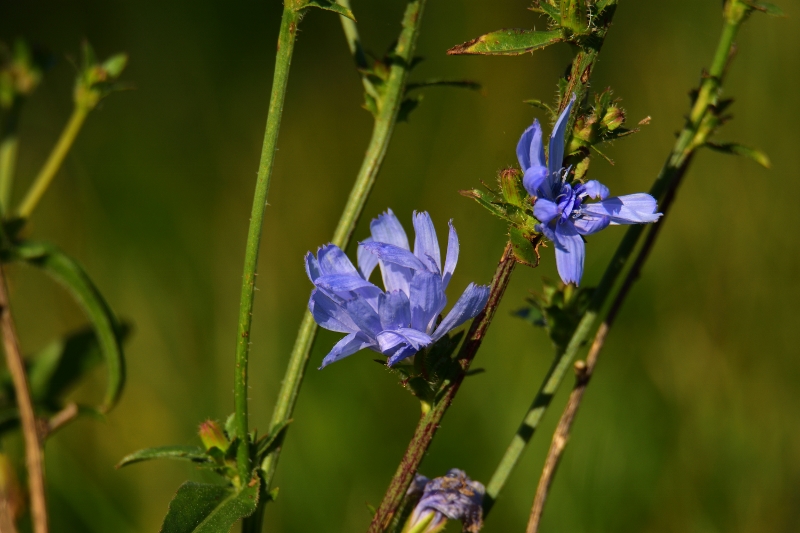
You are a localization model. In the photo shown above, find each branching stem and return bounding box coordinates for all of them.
[0,264,47,533]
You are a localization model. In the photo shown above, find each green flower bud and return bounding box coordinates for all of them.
[199,420,230,452]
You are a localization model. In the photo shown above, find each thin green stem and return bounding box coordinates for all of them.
[366,10,618,530]
[0,99,23,214]
[483,4,747,515]
[260,0,428,489]
[234,6,300,485]
[337,0,377,98]
[16,106,88,219]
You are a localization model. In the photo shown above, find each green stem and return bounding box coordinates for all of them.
[234,6,300,485]
[259,0,428,487]
[482,4,747,514]
[0,99,23,215]
[366,10,618,530]
[17,106,88,219]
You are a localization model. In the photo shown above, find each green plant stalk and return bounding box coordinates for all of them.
[17,106,88,219]
[0,99,23,214]
[234,6,300,484]
[366,11,618,531]
[259,0,428,485]
[338,0,377,98]
[0,136,18,215]
[482,4,748,513]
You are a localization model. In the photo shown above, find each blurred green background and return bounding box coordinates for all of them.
[1,0,799,531]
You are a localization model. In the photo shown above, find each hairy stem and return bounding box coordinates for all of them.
[17,106,88,219]
[0,264,47,533]
[485,2,748,518]
[235,5,300,485]
[260,0,428,494]
[368,9,619,529]
[367,243,516,533]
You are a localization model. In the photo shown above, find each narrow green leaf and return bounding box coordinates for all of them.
[256,419,292,462]
[530,2,561,22]
[523,99,556,118]
[117,446,211,469]
[405,79,481,92]
[447,29,563,56]
[744,1,784,16]
[459,189,508,221]
[295,0,356,21]
[706,141,771,168]
[12,241,125,412]
[160,478,260,533]
[396,96,421,123]
[509,227,539,267]
[27,325,130,408]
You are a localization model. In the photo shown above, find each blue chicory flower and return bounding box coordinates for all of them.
[518,94,662,285]
[403,469,485,533]
[306,209,490,369]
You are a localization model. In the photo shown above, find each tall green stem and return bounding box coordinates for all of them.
[260,0,428,487]
[16,106,88,219]
[0,99,23,214]
[234,6,300,484]
[483,3,748,514]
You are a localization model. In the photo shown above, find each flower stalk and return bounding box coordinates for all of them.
[16,106,88,219]
[260,0,428,492]
[484,0,755,516]
[234,4,300,485]
[367,9,618,530]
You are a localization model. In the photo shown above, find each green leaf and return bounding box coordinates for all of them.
[396,96,422,123]
[405,79,481,92]
[459,189,508,221]
[160,478,260,533]
[509,227,539,267]
[523,99,556,118]
[294,0,356,21]
[12,241,125,412]
[743,1,784,16]
[256,419,292,462]
[447,29,564,56]
[116,445,211,469]
[27,325,129,408]
[706,141,771,168]
[530,2,561,22]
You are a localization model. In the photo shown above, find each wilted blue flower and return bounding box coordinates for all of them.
[306,210,490,369]
[518,94,661,285]
[403,469,485,533]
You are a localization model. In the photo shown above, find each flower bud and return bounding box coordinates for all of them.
[73,41,128,111]
[198,420,229,452]
[499,167,524,207]
[602,105,625,131]
[403,469,485,533]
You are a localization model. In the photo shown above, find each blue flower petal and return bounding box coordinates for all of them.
[553,220,585,285]
[319,333,374,369]
[442,221,459,290]
[342,298,382,339]
[317,244,359,276]
[361,241,427,271]
[315,274,379,293]
[409,271,447,334]
[378,328,433,355]
[305,252,321,282]
[309,289,357,333]
[533,198,560,224]
[523,165,549,198]
[548,93,576,176]
[370,208,410,250]
[357,237,379,280]
[378,290,411,331]
[582,193,662,224]
[517,119,545,171]
[579,180,609,200]
[413,211,441,272]
[431,283,490,341]
[572,212,611,235]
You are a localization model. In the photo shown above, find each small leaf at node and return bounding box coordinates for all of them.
[706,141,771,168]
[160,477,260,533]
[447,29,564,56]
[116,445,211,469]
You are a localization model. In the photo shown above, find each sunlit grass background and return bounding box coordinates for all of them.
[2,0,800,531]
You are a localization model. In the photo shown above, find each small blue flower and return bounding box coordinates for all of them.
[306,209,490,369]
[517,94,662,285]
[403,469,485,533]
